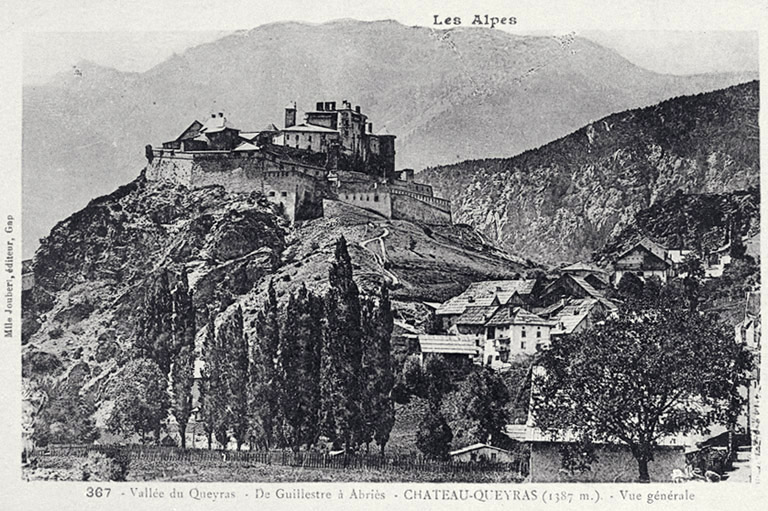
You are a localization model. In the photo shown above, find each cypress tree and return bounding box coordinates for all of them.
[170,271,196,449]
[277,285,322,451]
[197,313,217,449]
[321,236,364,453]
[219,305,250,450]
[136,270,174,375]
[359,283,395,454]
[250,280,281,448]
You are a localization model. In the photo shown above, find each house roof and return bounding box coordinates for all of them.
[238,131,261,141]
[234,141,259,152]
[456,305,499,325]
[616,237,670,266]
[449,443,512,456]
[561,262,608,274]
[486,307,552,327]
[436,280,536,316]
[569,275,604,299]
[418,335,478,355]
[283,123,339,134]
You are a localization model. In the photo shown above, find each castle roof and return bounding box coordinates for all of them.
[283,123,339,134]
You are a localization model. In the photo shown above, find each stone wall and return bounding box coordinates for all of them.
[335,181,392,218]
[391,190,452,225]
[529,442,686,483]
[147,150,325,221]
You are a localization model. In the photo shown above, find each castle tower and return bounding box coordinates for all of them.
[284,101,297,129]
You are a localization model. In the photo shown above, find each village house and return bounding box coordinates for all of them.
[611,237,672,285]
[434,279,537,331]
[559,262,610,290]
[545,298,615,337]
[481,306,553,367]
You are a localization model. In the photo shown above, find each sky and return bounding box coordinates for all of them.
[16,0,763,84]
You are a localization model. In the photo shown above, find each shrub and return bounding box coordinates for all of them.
[49,326,64,339]
[78,451,130,481]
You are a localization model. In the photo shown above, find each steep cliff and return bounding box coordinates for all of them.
[420,81,759,265]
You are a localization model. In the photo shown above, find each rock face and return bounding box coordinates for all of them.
[22,173,528,436]
[419,81,760,265]
[22,177,287,406]
[23,19,757,257]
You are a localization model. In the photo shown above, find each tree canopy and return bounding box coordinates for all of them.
[532,282,752,482]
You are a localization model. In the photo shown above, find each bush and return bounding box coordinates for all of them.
[78,451,130,481]
[49,327,64,339]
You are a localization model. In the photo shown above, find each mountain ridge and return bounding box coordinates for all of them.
[419,81,760,265]
[23,19,756,257]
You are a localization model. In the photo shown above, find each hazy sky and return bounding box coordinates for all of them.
[17,0,762,84]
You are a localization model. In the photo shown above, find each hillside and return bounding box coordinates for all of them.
[22,174,527,435]
[596,188,760,264]
[22,19,757,257]
[419,81,760,265]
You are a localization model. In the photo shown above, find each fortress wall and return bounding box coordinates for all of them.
[390,179,434,197]
[146,154,194,186]
[391,191,452,225]
[335,182,392,218]
[190,156,263,192]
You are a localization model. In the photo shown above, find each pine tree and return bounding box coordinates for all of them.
[321,236,364,453]
[250,279,281,448]
[170,271,196,449]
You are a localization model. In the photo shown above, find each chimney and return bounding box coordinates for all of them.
[211,113,216,118]
[367,122,373,133]
[218,112,224,117]
[355,105,361,113]
[316,102,324,111]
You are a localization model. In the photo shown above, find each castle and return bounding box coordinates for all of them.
[145,101,452,225]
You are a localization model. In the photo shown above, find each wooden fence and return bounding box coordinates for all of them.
[30,444,529,476]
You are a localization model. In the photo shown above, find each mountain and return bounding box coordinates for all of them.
[419,81,760,266]
[22,19,757,257]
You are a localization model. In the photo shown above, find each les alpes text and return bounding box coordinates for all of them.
[433,15,517,29]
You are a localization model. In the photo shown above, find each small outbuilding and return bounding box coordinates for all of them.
[449,443,517,463]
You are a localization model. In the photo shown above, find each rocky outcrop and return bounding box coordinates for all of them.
[420,82,759,265]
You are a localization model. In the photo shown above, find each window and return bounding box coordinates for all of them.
[308,136,312,142]
[536,331,542,338]
[281,191,287,197]
[521,329,527,338]
[491,453,497,462]
[470,453,477,462]
[268,191,275,197]
[521,341,526,350]
[374,195,379,202]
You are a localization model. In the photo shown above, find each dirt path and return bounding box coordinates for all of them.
[359,224,399,286]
